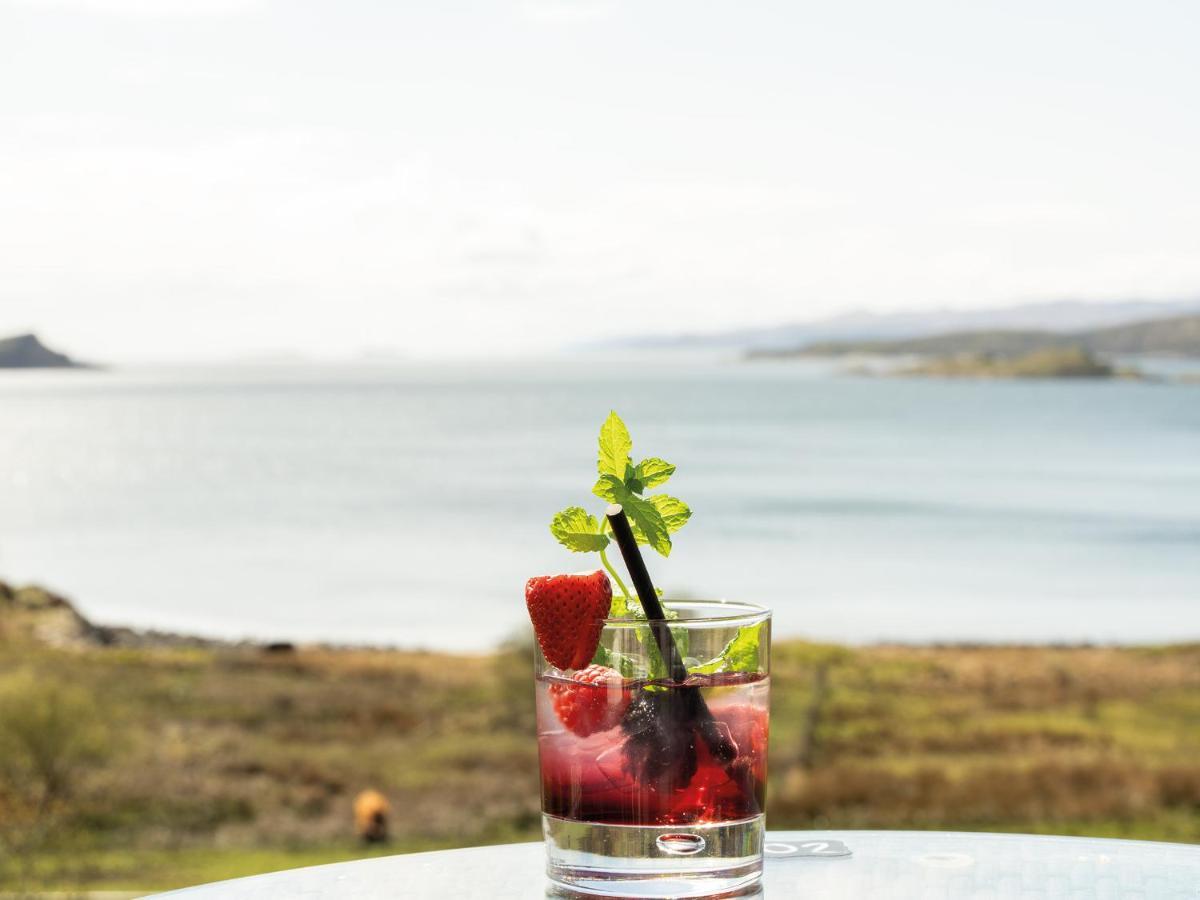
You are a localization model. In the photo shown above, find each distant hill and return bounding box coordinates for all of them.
[591,299,1200,353]
[761,313,1200,359]
[0,333,86,368]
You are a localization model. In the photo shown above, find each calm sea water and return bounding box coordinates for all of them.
[1,360,1197,650]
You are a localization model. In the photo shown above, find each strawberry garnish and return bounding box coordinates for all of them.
[549,665,631,737]
[525,571,612,670]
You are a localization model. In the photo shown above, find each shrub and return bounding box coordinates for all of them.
[0,668,114,874]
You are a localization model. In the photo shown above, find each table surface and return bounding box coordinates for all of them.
[154,831,1200,899]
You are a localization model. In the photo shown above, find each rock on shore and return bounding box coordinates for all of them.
[0,580,231,649]
[0,581,104,646]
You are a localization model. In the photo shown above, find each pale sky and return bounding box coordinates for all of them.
[2,0,1199,361]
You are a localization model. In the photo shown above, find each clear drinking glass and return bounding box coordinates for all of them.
[536,600,770,898]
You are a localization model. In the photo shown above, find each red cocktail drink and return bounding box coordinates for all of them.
[537,672,768,826]
[525,412,771,896]
[533,599,771,899]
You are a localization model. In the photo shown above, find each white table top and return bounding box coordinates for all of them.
[154,830,1200,899]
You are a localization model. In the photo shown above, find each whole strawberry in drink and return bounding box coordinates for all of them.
[527,413,771,899]
[525,571,612,671]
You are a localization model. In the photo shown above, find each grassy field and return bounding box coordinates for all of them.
[1,630,1199,894]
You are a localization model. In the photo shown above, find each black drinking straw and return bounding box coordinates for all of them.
[605,504,738,766]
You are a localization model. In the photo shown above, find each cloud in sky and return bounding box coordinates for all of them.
[1,0,1199,361]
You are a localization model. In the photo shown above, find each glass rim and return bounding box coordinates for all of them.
[602,598,770,628]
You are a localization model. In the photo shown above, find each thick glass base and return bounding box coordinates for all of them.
[543,813,764,898]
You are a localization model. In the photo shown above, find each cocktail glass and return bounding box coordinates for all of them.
[536,599,770,898]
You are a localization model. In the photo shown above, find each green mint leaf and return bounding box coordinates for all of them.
[611,649,640,678]
[648,494,691,534]
[590,643,640,677]
[603,593,679,679]
[608,591,640,619]
[597,411,633,478]
[625,461,645,495]
[622,493,672,557]
[644,630,669,681]
[634,457,675,489]
[549,507,610,553]
[722,622,764,671]
[648,610,688,681]
[604,595,664,679]
[591,473,625,503]
[592,474,675,554]
[669,623,690,665]
[692,622,765,675]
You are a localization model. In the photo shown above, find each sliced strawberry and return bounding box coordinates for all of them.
[549,665,631,737]
[525,571,612,670]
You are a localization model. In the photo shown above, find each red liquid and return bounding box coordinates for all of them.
[536,672,768,826]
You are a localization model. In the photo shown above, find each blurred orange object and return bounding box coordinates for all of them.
[353,789,390,843]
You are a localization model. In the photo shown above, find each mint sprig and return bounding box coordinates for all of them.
[547,410,761,678]
[589,411,691,558]
[550,411,692,593]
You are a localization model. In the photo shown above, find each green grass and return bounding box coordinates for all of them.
[2,637,1198,894]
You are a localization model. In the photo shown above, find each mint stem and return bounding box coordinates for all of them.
[598,529,634,605]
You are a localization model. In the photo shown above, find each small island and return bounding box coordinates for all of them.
[758,312,1200,360]
[745,313,1200,380]
[899,346,1125,379]
[0,333,87,368]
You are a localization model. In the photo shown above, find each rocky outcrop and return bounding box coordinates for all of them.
[0,581,224,649]
[0,333,87,368]
[0,581,105,647]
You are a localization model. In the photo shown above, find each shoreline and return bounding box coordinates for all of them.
[3,579,1195,655]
